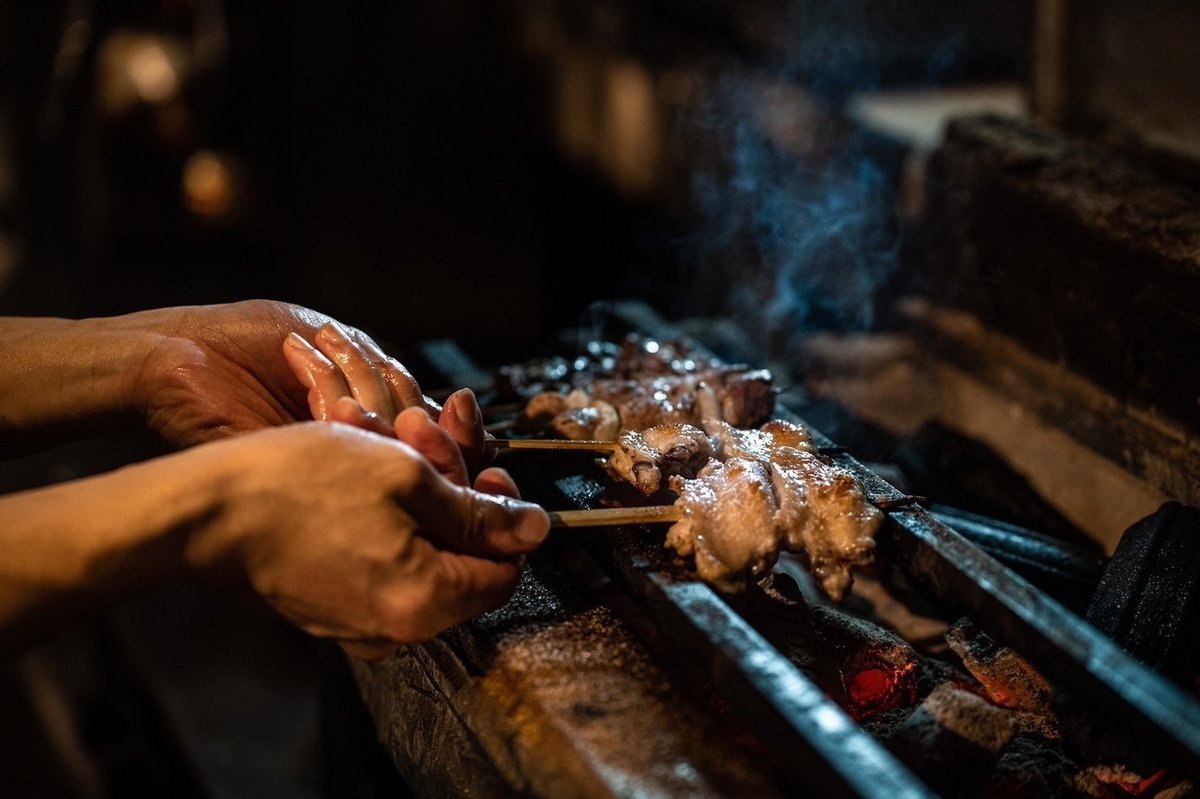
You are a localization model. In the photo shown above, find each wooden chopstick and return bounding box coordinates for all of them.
[549,505,682,528]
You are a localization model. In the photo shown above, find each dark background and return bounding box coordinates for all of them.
[0,1,679,364]
[0,4,667,797]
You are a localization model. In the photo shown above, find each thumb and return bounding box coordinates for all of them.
[412,481,551,559]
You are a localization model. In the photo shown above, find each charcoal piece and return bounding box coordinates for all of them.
[985,734,1071,799]
[943,618,1058,740]
[885,682,1017,797]
[1086,501,1200,689]
[809,605,924,720]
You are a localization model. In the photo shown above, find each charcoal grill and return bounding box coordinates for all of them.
[348,299,1200,798]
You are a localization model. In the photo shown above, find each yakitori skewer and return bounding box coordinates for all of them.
[488,439,619,453]
[547,494,926,530]
[548,505,683,528]
[489,435,853,459]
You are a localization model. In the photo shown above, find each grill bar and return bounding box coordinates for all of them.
[880,504,1200,776]
[777,400,1200,778]
[525,477,936,799]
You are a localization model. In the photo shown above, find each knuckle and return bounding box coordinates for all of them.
[375,586,438,644]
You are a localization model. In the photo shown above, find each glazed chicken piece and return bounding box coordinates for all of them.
[520,389,622,440]
[602,423,713,495]
[766,445,882,601]
[704,418,816,461]
[610,333,720,378]
[666,419,881,600]
[665,457,784,593]
[517,369,775,440]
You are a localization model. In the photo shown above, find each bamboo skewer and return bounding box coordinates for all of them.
[488,436,847,458]
[548,494,925,529]
[480,436,857,458]
[489,439,619,453]
[549,505,683,528]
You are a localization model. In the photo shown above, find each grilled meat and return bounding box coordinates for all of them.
[665,457,784,593]
[602,423,714,495]
[518,368,775,440]
[605,418,881,600]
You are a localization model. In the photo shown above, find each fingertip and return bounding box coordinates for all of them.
[441,388,492,469]
[282,332,318,387]
[512,503,551,549]
[395,404,439,439]
[474,466,519,498]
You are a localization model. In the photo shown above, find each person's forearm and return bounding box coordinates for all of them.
[0,315,163,453]
[0,443,228,654]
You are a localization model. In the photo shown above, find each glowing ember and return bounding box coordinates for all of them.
[845,662,917,720]
[1101,767,1168,795]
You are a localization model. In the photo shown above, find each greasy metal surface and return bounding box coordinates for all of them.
[875,505,1200,777]
[504,464,935,799]
[352,551,782,798]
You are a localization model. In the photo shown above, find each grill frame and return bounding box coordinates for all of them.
[403,298,1200,795]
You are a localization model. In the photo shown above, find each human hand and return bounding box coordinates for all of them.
[283,322,495,475]
[188,422,549,660]
[128,300,433,450]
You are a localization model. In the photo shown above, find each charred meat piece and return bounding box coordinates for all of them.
[666,457,784,593]
[705,418,815,461]
[666,419,880,600]
[712,369,776,433]
[611,333,720,378]
[518,369,775,440]
[779,451,883,602]
[491,356,576,401]
[589,376,710,431]
[518,388,621,441]
[602,423,714,495]
[546,403,621,441]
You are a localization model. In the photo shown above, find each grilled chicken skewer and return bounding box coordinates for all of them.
[500,416,888,600]
[518,368,776,441]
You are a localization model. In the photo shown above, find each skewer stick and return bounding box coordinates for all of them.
[549,505,682,528]
[489,439,619,453]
